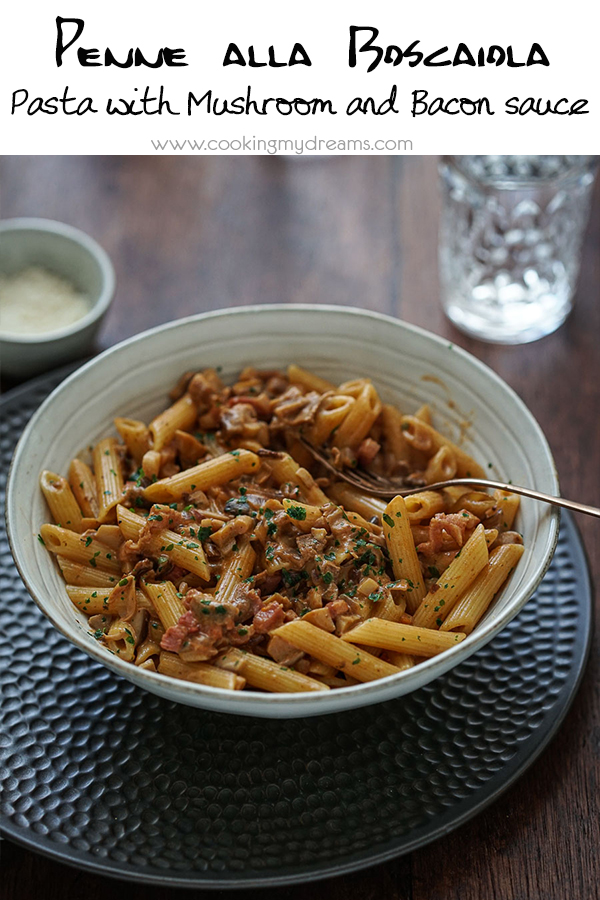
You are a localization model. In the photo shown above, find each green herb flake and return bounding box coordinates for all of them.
[118,578,128,587]
[382,513,395,528]
[37,534,45,546]
[287,505,307,521]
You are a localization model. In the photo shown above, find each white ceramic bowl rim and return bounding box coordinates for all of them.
[0,217,116,344]
[6,305,560,715]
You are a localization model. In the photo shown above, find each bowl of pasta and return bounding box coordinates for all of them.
[6,305,560,717]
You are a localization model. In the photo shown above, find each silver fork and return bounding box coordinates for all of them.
[297,436,600,519]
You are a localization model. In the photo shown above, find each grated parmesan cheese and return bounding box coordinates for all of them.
[0,266,91,336]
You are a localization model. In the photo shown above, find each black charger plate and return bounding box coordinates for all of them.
[0,367,592,888]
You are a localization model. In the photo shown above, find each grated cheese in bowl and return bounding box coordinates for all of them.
[0,266,91,336]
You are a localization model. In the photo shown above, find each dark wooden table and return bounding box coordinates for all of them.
[1,156,599,900]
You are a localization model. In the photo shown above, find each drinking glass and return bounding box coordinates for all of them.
[438,156,597,344]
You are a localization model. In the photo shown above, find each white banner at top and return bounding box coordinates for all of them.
[1,0,597,155]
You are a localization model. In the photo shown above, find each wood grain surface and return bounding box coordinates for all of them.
[1,155,598,900]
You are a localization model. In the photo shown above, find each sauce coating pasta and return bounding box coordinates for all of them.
[39,365,524,693]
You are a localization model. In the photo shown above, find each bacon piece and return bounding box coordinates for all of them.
[253,600,286,634]
[357,437,381,468]
[417,511,480,556]
[160,610,199,652]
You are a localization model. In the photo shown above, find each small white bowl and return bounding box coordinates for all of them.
[0,218,115,379]
[6,306,560,717]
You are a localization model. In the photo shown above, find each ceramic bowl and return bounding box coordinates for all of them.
[0,217,115,379]
[6,306,560,717]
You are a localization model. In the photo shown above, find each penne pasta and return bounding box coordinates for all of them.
[216,544,256,603]
[403,490,446,523]
[159,651,246,690]
[114,417,151,464]
[287,363,336,394]
[57,556,119,586]
[149,394,197,452]
[141,580,186,630]
[267,454,329,506]
[117,505,210,580]
[341,618,466,656]
[331,380,382,451]
[68,458,99,518]
[441,543,525,634]
[412,524,489,628]
[400,416,486,478]
[93,437,125,523]
[382,495,427,613]
[144,449,260,503]
[40,524,122,574]
[215,646,329,692]
[40,470,83,532]
[326,482,386,522]
[272,620,401,683]
[40,363,525,696]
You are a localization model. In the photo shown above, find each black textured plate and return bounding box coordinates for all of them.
[0,367,592,889]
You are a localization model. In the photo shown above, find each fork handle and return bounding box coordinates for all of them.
[402,478,600,519]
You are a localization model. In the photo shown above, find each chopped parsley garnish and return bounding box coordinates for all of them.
[382,513,395,528]
[118,578,128,587]
[286,505,307,521]
[428,565,440,578]
[37,534,45,545]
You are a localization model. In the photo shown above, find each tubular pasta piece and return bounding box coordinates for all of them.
[412,524,489,629]
[308,394,355,446]
[341,618,466,656]
[149,394,197,452]
[143,449,260,503]
[441,543,525,634]
[382,495,426,613]
[287,364,336,394]
[93,438,125,523]
[114,417,151,464]
[282,498,324,531]
[40,524,121,574]
[214,646,329,693]
[403,490,445,523]
[267,454,329,506]
[424,446,457,485]
[216,544,256,604]
[400,416,486,478]
[57,556,119,587]
[326,482,386,522]
[40,470,83,532]
[331,381,382,451]
[272,619,401,683]
[141,580,186,630]
[159,652,246,690]
[68,459,98,517]
[117,505,210,580]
